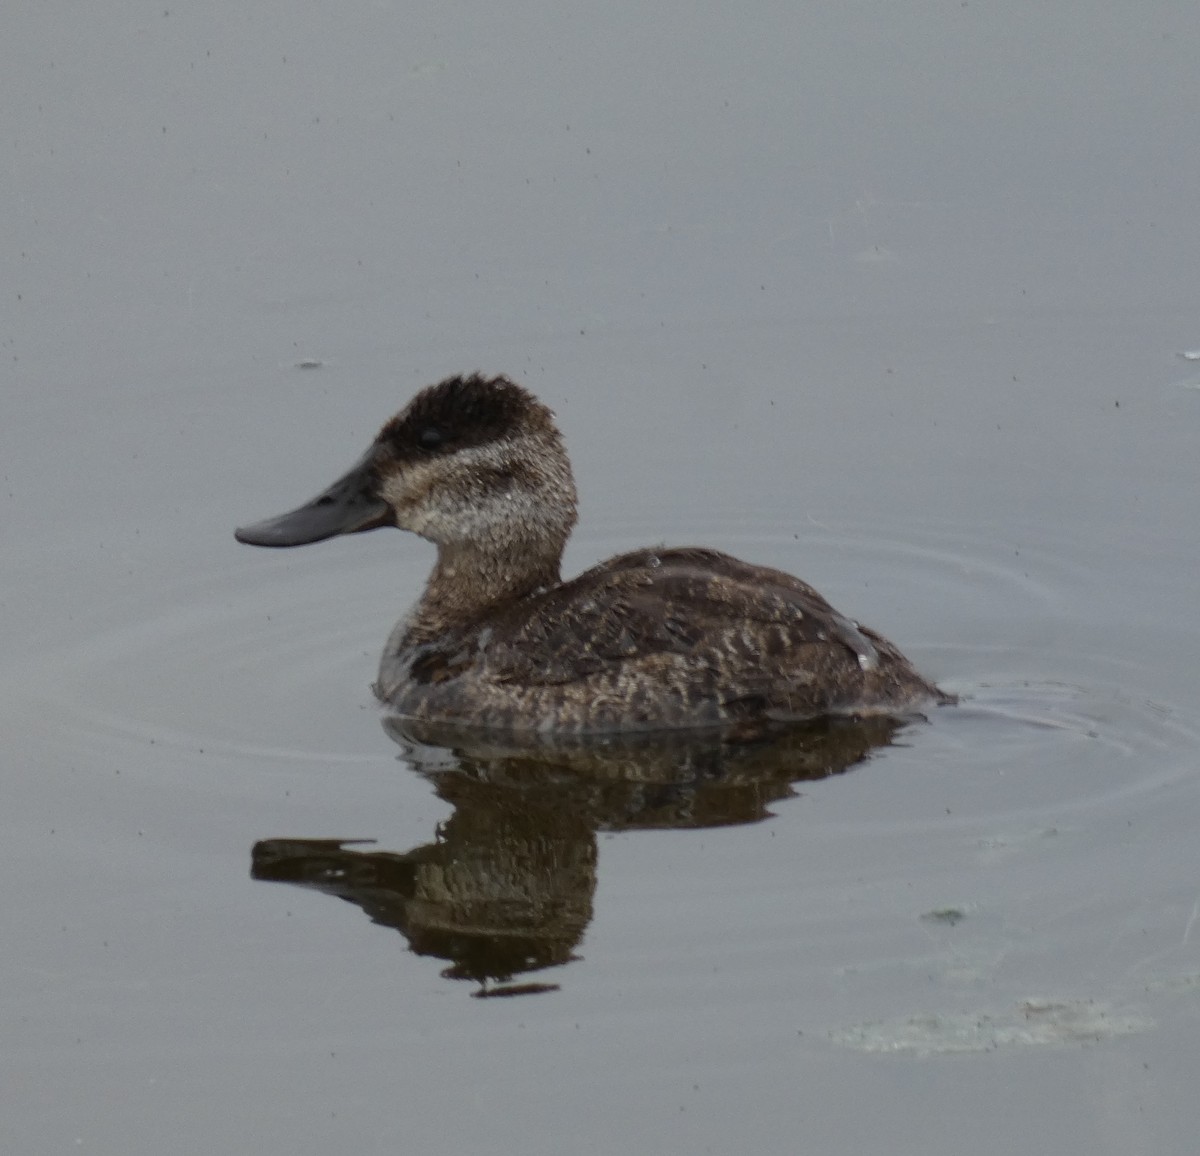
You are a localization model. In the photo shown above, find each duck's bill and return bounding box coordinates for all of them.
[234,452,392,547]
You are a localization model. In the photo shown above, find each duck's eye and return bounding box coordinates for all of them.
[417,426,445,450]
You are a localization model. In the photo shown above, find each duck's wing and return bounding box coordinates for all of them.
[485,547,888,693]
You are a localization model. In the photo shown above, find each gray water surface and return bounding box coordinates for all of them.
[4,4,1200,1154]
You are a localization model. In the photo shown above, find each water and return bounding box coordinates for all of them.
[4,3,1200,1153]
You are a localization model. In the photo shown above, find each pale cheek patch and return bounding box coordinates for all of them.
[380,444,535,543]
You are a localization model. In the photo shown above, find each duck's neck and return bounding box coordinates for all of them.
[404,539,563,646]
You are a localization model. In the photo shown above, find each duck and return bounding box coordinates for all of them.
[235,374,952,734]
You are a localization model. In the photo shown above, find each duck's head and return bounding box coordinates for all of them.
[235,375,578,561]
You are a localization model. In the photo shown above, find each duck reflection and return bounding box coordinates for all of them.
[251,715,902,996]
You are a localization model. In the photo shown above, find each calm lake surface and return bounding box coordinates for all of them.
[4,4,1199,1153]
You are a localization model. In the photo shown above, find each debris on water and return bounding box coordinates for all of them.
[830,999,1152,1055]
[1143,971,1200,994]
[295,358,324,370]
[853,246,899,264]
[1179,350,1200,361]
[921,907,967,926]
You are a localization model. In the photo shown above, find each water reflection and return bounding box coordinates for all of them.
[251,715,903,996]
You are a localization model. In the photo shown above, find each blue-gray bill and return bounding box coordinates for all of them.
[234,450,392,547]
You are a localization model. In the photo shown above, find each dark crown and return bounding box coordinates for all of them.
[378,374,542,457]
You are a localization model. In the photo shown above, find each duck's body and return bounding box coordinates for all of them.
[377,546,941,732]
[236,375,950,734]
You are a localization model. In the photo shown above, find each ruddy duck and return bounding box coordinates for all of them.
[236,374,951,732]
